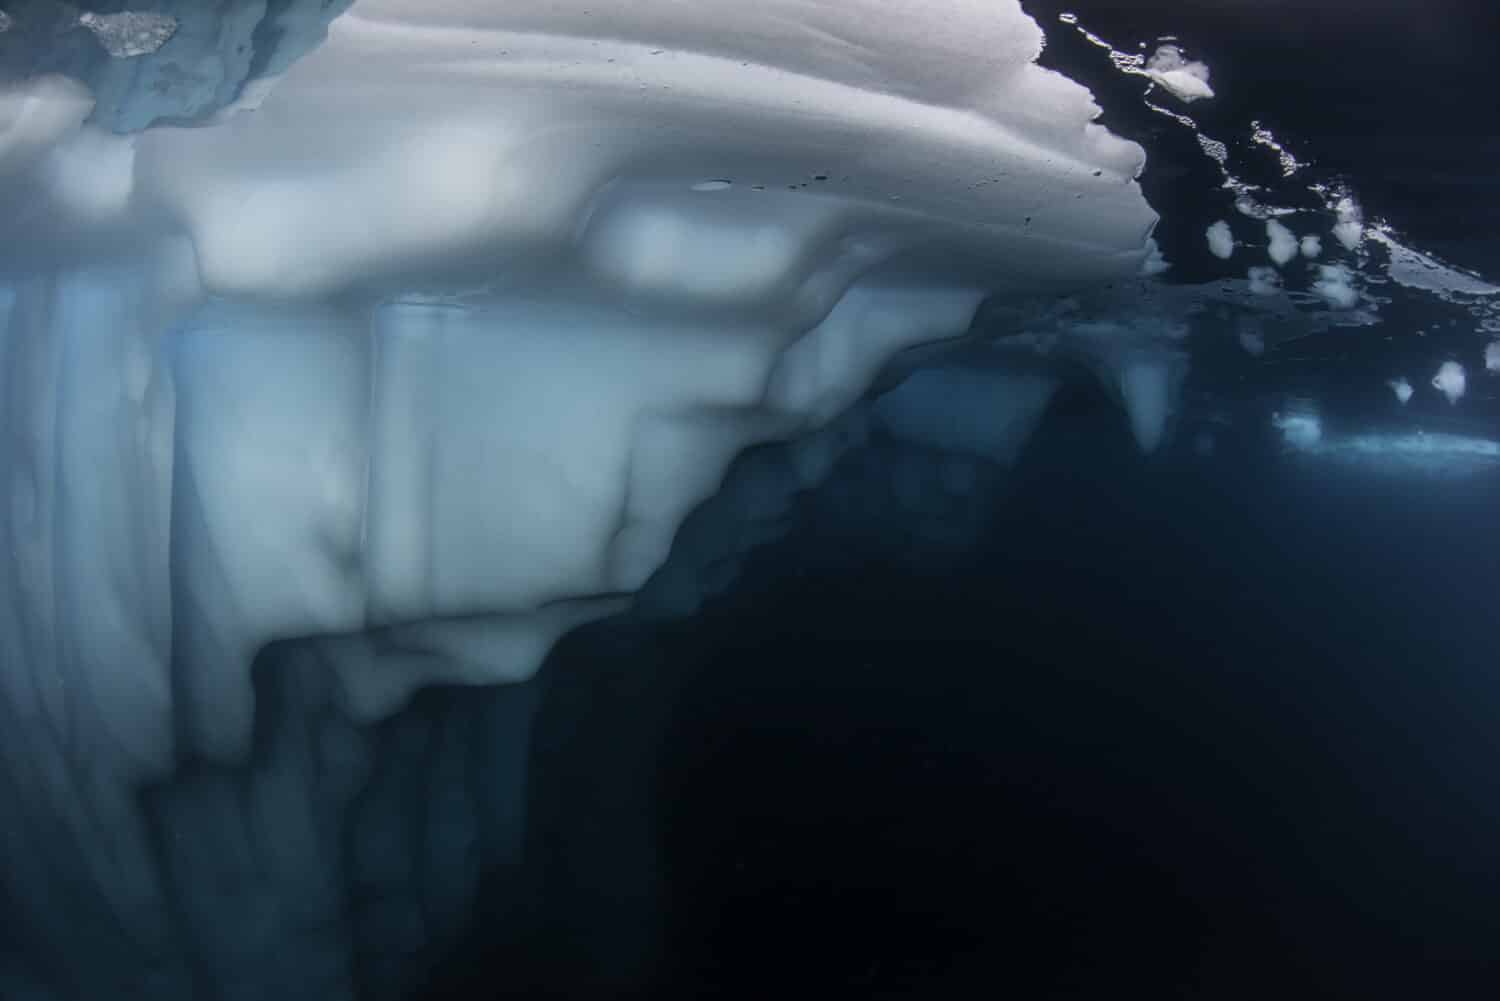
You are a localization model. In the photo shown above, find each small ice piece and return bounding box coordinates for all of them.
[1266,219,1298,266]
[1311,264,1358,309]
[1206,220,1234,260]
[1432,361,1466,404]
[1272,404,1322,450]
[1247,266,1281,296]
[1332,196,1363,250]
[1145,45,1214,102]
[0,10,11,33]
[78,11,178,58]
[1300,234,1322,258]
[1238,328,1265,356]
[1487,340,1500,373]
[1387,377,1414,405]
[1139,238,1171,275]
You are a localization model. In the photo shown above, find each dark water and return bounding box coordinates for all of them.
[396,4,1500,998]
[415,398,1500,999]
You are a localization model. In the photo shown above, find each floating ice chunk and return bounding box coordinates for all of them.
[1311,264,1358,309]
[1145,45,1214,102]
[1300,234,1322,258]
[1266,219,1298,266]
[1272,403,1322,450]
[1332,196,1363,250]
[78,11,178,58]
[1247,266,1281,295]
[1487,340,1500,373]
[1206,220,1234,260]
[1238,327,1265,356]
[1432,361,1466,403]
[1387,377,1413,404]
[0,9,10,32]
[1140,238,1171,275]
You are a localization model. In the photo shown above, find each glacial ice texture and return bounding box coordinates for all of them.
[3,0,1498,997]
[78,11,179,58]
[0,1,1166,996]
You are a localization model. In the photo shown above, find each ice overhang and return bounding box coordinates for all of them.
[0,1,1166,766]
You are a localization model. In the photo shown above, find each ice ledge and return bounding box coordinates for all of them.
[0,0,1160,788]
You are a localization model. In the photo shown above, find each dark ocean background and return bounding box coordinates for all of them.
[393,3,1500,997]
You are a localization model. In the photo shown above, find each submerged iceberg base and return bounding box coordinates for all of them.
[3,0,1497,997]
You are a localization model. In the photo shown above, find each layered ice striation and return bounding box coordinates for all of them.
[0,1,1165,997]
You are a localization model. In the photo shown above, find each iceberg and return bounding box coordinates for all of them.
[0,1,1496,997]
[0,2,1161,996]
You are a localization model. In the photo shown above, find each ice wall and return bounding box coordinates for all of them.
[0,1,1162,997]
